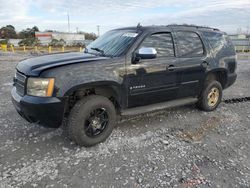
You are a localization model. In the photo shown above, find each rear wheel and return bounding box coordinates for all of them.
[67,95,116,146]
[197,80,222,111]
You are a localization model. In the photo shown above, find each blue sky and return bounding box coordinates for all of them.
[0,0,250,34]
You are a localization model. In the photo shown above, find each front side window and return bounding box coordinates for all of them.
[176,31,204,57]
[139,33,175,57]
[86,30,139,57]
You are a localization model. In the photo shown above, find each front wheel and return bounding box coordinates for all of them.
[67,95,116,147]
[197,81,222,111]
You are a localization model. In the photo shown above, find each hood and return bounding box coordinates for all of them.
[17,52,110,76]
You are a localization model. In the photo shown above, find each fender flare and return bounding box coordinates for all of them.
[62,80,125,107]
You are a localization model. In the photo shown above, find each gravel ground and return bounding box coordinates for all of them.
[0,52,250,188]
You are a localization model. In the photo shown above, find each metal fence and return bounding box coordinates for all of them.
[0,44,84,53]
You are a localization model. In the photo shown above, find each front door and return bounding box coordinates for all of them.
[126,32,180,107]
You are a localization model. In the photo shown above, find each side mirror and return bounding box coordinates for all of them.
[137,47,157,59]
[132,47,157,64]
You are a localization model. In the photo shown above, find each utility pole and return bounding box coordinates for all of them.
[237,27,242,35]
[67,12,70,33]
[248,26,250,52]
[246,26,250,35]
[97,25,100,37]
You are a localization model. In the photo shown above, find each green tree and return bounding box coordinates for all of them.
[49,38,66,47]
[18,38,41,46]
[18,26,39,39]
[78,32,97,40]
[0,39,9,45]
[0,25,17,39]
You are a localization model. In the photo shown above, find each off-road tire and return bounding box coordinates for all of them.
[68,95,116,147]
[197,80,222,111]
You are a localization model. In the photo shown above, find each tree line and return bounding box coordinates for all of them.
[0,25,97,46]
[0,25,39,39]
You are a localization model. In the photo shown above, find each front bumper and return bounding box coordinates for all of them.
[11,87,65,128]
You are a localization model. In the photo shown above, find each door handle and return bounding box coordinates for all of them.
[167,65,175,71]
[201,61,209,68]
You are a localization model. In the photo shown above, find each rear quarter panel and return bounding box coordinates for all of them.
[201,31,237,72]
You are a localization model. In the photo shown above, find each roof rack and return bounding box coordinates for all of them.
[167,24,220,31]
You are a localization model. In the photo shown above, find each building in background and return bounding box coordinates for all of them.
[8,39,22,46]
[229,34,250,52]
[35,32,52,45]
[35,32,85,46]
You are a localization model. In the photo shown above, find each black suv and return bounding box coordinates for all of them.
[12,25,237,146]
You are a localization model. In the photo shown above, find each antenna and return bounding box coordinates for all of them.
[137,23,142,29]
[136,23,142,32]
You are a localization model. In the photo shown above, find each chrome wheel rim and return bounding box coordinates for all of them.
[207,87,220,107]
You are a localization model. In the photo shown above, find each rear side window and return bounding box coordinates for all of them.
[139,33,175,57]
[175,31,204,57]
[202,32,225,51]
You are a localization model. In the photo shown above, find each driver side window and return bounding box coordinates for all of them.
[140,33,175,57]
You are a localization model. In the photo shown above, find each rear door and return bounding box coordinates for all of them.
[173,31,208,97]
[126,32,181,107]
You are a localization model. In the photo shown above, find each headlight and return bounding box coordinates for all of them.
[27,78,55,97]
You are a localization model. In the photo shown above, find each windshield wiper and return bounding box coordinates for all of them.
[90,47,105,56]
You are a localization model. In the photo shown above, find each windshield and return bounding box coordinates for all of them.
[85,30,139,57]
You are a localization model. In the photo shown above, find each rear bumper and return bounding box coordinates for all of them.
[11,87,65,127]
[225,73,237,89]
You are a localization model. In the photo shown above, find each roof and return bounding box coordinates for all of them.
[114,24,221,33]
[167,24,220,31]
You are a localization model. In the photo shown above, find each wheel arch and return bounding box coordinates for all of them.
[205,68,228,89]
[64,81,124,113]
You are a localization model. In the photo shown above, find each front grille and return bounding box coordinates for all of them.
[14,71,27,96]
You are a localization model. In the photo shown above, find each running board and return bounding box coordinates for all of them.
[121,97,198,116]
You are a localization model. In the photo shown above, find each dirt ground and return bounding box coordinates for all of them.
[0,52,250,188]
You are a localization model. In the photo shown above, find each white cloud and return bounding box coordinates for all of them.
[0,0,249,33]
[0,0,31,17]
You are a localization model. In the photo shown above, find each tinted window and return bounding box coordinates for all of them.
[140,33,174,57]
[176,31,204,57]
[86,30,138,57]
[203,32,225,51]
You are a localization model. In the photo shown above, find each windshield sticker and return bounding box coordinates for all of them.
[122,33,138,38]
